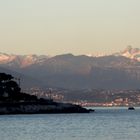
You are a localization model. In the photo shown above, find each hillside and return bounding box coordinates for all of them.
[0,73,90,114]
[0,47,140,89]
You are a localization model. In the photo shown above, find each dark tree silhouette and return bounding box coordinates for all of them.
[0,73,13,82]
[0,73,38,102]
[0,73,21,100]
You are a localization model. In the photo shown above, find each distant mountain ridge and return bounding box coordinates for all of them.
[114,46,140,61]
[0,47,140,89]
[0,47,140,68]
[0,53,49,68]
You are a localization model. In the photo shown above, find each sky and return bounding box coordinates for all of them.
[0,0,140,55]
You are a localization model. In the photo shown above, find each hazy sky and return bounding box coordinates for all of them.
[0,0,140,55]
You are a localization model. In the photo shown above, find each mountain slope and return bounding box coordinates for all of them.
[18,54,140,89]
[0,53,49,68]
[1,47,140,89]
[0,66,46,89]
[114,46,140,61]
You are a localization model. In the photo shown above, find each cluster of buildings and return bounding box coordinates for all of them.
[23,87,140,107]
[23,87,64,102]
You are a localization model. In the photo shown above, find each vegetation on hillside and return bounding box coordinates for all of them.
[0,73,37,102]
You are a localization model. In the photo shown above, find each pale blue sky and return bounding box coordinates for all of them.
[0,0,140,55]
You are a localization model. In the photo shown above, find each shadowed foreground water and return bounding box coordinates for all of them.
[0,107,140,140]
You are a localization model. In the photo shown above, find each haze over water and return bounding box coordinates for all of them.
[0,107,140,140]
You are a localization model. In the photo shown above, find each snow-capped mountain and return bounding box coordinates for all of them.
[1,46,140,68]
[86,53,110,57]
[1,47,140,89]
[0,53,49,67]
[114,46,140,61]
[0,53,16,63]
[85,46,140,61]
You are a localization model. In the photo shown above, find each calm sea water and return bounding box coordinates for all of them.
[0,107,140,140]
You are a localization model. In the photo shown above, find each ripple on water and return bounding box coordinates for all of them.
[0,107,140,140]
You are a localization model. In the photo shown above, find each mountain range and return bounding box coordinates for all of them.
[0,46,140,89]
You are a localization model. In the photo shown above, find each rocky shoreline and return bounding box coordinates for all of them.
[0,102,92,115]
[0,73,94,115]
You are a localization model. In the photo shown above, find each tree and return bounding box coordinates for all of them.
[0,73,21,98]
[0,73,13,82]
[0,73,38,102]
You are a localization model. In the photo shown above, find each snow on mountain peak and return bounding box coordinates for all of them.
[119,46,140,60]
[0,53,16,64]
[0,46,140,68]
[86,53,111,57]
[0,53,49,67]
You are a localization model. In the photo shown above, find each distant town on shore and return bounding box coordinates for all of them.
[24,87,140,107]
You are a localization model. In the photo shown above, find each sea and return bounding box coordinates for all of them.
[0,107,140,140]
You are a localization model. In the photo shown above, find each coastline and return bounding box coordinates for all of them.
[0,102,91,115]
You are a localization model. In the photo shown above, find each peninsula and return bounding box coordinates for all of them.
[0,73,91,114]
